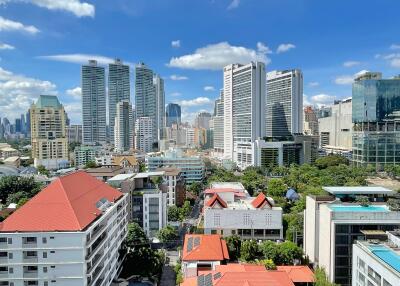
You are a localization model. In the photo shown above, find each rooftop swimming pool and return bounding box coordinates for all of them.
[328,205,389,212]
[369,245,400,272]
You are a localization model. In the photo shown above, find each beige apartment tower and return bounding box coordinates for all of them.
[30,95,69,170]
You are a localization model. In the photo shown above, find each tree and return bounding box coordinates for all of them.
[157,225,178,243]
[139,161,147,172]
[260,240,279,262]
[6,191,29,205]
[124,222,149,248]
[257,259,276,270]
[240,240,260,262]
[168,205,181,222]
[181,200,191,218]
[84,161,97,169]
[315,155,348,169]
[387,197,400,211]
[315,267,339,286]
[17,197,29,208]
[37,165,50,176]
[356,195,370,207]
[0,176,42,204]
[267,178,287,197]
[260,240,303,265]
[188,182,203,196]
[224,235,241,261]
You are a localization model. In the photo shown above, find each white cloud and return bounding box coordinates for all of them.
[227,0,240,10]
[171,40,181,48]
[1,0,94,17]
[66,86,81,99]
[334,70,369,85]
[381,53,400,68]
[64,101,82,124]
[170,92,182,97]
[37,54,118,65]
[390,44,400,50]
[343,61,360,67]
[204,86,215,91]
[168,42,270,70]
[257,42,272,54]
[170,74,188,81]
[308,82,319,87]
[177,96,212,107]
[310,94,336,106]
[0,66,57,120]
[0,16,40,34]
[181,108,213,125]
[276,43,295,54]
[0,43,15,50]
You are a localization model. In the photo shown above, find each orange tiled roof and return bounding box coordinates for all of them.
[0,171,123,232]
[182,234,229,261]
[205,194,227,208]
[276,266,315,283]
[251,192,272,209]
[214,271,294,286]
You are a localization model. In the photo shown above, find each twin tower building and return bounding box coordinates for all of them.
[82,59,164,152]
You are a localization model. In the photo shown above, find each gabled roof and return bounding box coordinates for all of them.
[276,266,315,283]
[206,194,227,208]
[0,171,123,232]
[112,155,138,166]
[251,193,272,209]
[182,234,229,261]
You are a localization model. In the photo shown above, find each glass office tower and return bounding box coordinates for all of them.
[352,72,400,170]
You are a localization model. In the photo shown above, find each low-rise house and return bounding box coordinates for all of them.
[203,182,283,240]
[112,155,139,173]
[0,171,129,286]
[181,234,229,279]
[85,166,124,182]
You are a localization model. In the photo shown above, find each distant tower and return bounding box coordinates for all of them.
[114,100,133,152]
[166,103,181,127]
[108,59,130,144]
[135,117,153,153]
[81,60,106,145]
[266,69,303,137]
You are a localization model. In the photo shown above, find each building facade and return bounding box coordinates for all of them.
[223,62,266,170]
[213,90,224,154]
[304,186,400,286]
[67,125,82,144]
[194,112,212,130]
[147,149,205,184]
[108,59,130,144]
[74,145,101,167]
[266,69,303,137]
[303,106,319,136]
[30,95,69,170]
[0,171,129,286]
[154,75,165,141]
[114,100,133,153]
[165,103,181,127]
[352,72,400,170]
[82,60,107,145]
[135,117,153,153]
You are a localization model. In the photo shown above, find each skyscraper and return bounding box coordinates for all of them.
[154,74,165,140]
[213,90,224,154]
[223,62,266,169]
[135,63,165,147]
[195,112,212,129]
[135,117,153,153]
[82,60,107,145]
[352,72,400,169]
[266,69,303,137]
[30,95,69,169]
[108,59,130,144]
[25,110,31,138]
[166,103,181,127]
[114,100,133,152]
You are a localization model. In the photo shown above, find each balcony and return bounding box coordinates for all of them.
[87,223,106,246]
[23,271,38,278]
[22,237,37,248]
[23,251,38,263]
[0,271,8,279]
[86,233,107,261]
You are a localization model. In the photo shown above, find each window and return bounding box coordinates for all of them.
[50,266,55,269]
[8,253,13,259]
[383,279,392,286]
[44,282,48,286]
[50,251,55,254]
[43,252,47,258]
[0,252,7,258]
[0,266,8,272]
[243,214,251,226]
[50,237,54,240]
[213,214,221,226]
[7,238,12,244]
[9,267,13,274]
[0,238,6,244]
[42,237,47,244]
[265,214,272,225]
[358,258,365,271]
[43,267,47,273]
[23,237,37,244]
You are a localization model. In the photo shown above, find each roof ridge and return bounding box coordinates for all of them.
[56,177,84,230]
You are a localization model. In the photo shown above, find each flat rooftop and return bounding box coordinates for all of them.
[108,173,136,181]
[359,241,400,273]
[134,171,164,179]
[328,204,389,212]
[323,186,394,195]
[210,182,245,190]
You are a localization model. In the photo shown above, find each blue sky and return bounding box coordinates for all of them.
[1,0,400,124]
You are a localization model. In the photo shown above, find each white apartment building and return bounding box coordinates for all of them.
[352,231,400,286]
[266,69,303,137]
[213,90,224,155]
[304,186,400,286]
[114,100,133,153]
[203,182,283,240]
[319,98,352,152]
[0,171,129,286]
[223,62,266,170]
[135,117,153,153]
[157,167,185,206]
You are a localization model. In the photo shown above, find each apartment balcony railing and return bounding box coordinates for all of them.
[0,271,8,279]
[23,271,38,278]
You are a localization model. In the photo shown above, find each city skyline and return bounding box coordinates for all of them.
[2,0,400,124]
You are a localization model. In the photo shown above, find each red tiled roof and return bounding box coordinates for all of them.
[276,266,315,283]
[251,192,272,209]
[214,272,294,286]
[0,171,123,232]
[182,234,229,261]
[205,194,227,208]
